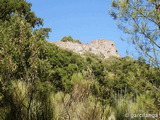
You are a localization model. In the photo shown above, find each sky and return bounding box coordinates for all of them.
[27,0,134,57]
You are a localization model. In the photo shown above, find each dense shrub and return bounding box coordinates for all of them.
[61,36,82,44]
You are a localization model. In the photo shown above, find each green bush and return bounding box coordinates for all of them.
[61,36,82,44]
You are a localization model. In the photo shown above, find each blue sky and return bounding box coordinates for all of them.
[27,0,134,57]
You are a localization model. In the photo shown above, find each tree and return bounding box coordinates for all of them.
[0,0,43,27]
[109,0,160,68]
[0,12,53,119]
[0,0,52,118]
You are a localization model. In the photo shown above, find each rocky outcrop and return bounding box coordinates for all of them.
[53,39,120,59]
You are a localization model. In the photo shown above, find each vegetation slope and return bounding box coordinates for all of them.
[0,0,160,120]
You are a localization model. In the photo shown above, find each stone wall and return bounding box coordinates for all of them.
[53,39,120,59]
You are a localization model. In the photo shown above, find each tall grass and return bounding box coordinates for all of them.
[113,93,158,120]
[0,75,159,120]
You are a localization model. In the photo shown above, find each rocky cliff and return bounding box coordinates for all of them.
[53,39,120,59]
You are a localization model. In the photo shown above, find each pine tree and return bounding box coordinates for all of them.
[110,0,160,68]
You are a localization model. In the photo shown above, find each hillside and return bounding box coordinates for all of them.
[1,0,160,120]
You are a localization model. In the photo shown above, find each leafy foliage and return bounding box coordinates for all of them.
[61,36,82,44]
[0,0,43,27]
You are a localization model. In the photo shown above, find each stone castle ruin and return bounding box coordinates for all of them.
[53,39,120,59]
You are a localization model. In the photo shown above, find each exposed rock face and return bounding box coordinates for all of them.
[53,39,120,59]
